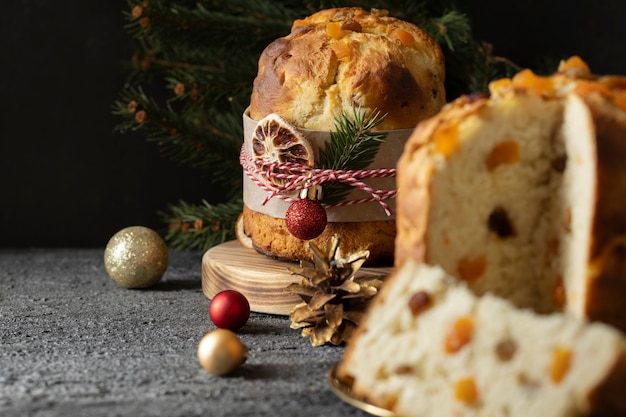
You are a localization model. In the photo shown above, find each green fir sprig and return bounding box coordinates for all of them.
[158,198,243,251]
[318,109,388,205]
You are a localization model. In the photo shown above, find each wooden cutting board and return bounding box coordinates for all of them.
[202,240,393,316]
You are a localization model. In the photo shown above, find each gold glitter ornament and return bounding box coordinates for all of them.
[104,226,169,288]
[197,329,248,375]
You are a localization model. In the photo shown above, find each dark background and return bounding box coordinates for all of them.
[2,0,625,248]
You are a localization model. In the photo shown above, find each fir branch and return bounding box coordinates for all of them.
[113,86,243,195]
[423,9,472,52]
[318,108,387,205]
[125,0,301,52]
[467,41,523,94]
[113,86,241,163]
[160,198,243,251]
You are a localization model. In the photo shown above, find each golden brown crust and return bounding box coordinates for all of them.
[250,7,445,131]
[582,92,626,259]
[581,91,626,333]
[588,350,626,416]
[242,204,395,265]
[587,236,626,339]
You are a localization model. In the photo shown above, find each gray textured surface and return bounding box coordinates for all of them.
[0,249,369,417]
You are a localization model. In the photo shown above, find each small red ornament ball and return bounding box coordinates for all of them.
[209,290,250,331]
[285,198,327,240]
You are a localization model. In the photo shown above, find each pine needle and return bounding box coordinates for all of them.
[159,198,243,251]
[318,108,388,205]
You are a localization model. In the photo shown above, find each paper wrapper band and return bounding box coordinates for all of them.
[242,109,413,222]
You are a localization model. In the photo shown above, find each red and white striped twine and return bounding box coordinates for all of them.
[239,145,397,216]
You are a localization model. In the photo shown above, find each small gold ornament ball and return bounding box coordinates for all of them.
[104,226,169,289]
[197,329,249,376]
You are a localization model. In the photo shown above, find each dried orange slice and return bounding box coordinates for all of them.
[251,114,315,187]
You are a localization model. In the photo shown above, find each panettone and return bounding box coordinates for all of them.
[336,57,626,415]
[241,7,446,264]
[394,56,626,332]
[337,261,626,417]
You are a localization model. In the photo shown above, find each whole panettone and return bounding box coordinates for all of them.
[241,7,446,264]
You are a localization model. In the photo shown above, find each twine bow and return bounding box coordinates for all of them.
[239,145,397,216]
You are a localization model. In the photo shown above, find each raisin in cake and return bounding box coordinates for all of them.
[395,57,626,331]
[337,261,626,417]
[241,7,445,264]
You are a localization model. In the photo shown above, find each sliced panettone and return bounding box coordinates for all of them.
[337,261,626,417]
[395,57,626,331]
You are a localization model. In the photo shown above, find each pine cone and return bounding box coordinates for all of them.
[285,235,384,346]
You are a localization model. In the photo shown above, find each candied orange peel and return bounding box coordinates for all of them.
[550,346,572,384]
[445,316,474,354]
[485,140,520,171]
[454,377,479,404]
[457,255,486,283]
[433,123,460,158]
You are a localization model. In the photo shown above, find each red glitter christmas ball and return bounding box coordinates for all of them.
[209,290,250,331]
[285,198,327,240]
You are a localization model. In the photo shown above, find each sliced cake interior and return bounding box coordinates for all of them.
[337,261,626,417]
[396,63,626,331]
[423,91,567,313]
